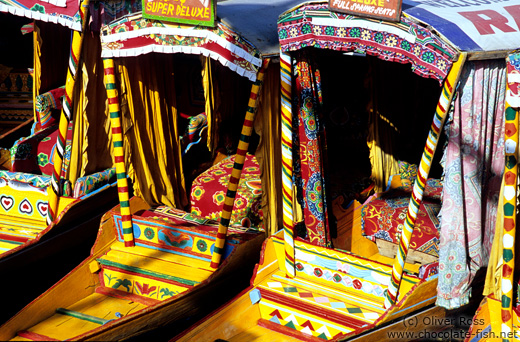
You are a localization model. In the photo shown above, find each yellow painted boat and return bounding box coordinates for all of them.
[0,1,121,323]
[0,196,264,341]
[174,1,517,341]
[0,0,295,339]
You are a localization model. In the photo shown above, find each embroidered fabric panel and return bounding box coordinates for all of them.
[0,0,81,31]
[294,53,330,247]
[436,59,506,310]
[277,3,456,83]
[35,86,65,130]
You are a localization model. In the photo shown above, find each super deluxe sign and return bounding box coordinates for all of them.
[329,0,402,22]
[142,0,215,27]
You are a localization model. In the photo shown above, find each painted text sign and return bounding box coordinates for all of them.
[329,0,402,22]
[142,0,215,27]
[402,0,520,52]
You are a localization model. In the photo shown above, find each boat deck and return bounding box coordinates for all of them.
[9,236,220,340]
[177,235,426,342]
[12,293,147,341]
[0,218,46,256]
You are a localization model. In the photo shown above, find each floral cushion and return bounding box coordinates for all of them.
[11,125,58,175]
[361,179,442,257]
[190,153,263,228]
[397,160,417,190]
[10,123,72,177]
[181,112,207,156]
[35,87,65,130]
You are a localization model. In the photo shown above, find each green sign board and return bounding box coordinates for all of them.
[142,0,216,27]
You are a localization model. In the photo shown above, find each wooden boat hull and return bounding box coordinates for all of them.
[465,296,520,341]
[174,232,441,342]
[0,182,120,325]
[0,196,265,341]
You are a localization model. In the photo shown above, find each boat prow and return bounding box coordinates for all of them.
[174,231,440,341]
[0,196,265,341]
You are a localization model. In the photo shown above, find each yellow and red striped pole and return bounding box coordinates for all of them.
[103,58,134,247]
[280,51,295,278]
[501,51,520,341]
[384,53,467,308]
[46,0,90,225]
[210,58,270,269]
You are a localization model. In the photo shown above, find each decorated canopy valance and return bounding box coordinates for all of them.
[100,13,262,81]
[277,2,458,82]
[0,0,81,31]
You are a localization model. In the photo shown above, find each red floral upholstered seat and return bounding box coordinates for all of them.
[361,161,442,260]
[190,153,263,229]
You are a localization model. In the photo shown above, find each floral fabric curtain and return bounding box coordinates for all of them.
[436,59,506,309]
[294,52,330,247]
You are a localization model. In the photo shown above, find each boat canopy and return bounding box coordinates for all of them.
[278,1,458,83]
[278,0,520,82]
[0,0,82,31]
[401,0,520,55]
[99,0,303,81]
[100,13,262,81]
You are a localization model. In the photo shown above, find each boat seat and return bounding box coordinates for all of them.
[251,236,423,340]
[93,241,214,302]
[361,163,442,265]
[190,153,263,228]
[9,86,69,177]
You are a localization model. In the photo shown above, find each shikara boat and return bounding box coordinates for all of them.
[174,1,518,341]
[0,0,123,323]
[0,0,298,340]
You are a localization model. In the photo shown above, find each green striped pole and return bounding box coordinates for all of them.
[46,0,90,225]
[103,58,134,247]
[384,53,466,308]
[210,58,269,269]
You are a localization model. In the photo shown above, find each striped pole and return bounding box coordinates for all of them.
[46,0,90,225]
[280,51,295,278]
[384,53,467,308]
[210,58,270,269]
[103,58,134,247]
[501,51,520,341]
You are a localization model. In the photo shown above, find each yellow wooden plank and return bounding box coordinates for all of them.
[100,248,213,283]
[258,270,385,321]
[0,217,45,231]
[0,241,23,255]
[230,324,303,342]
[176,291,263,342]
[110,241,214,271]
[0,255,102,340]
[259,298,355,338]
[101,268,192,300]
[22,293,146,341]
